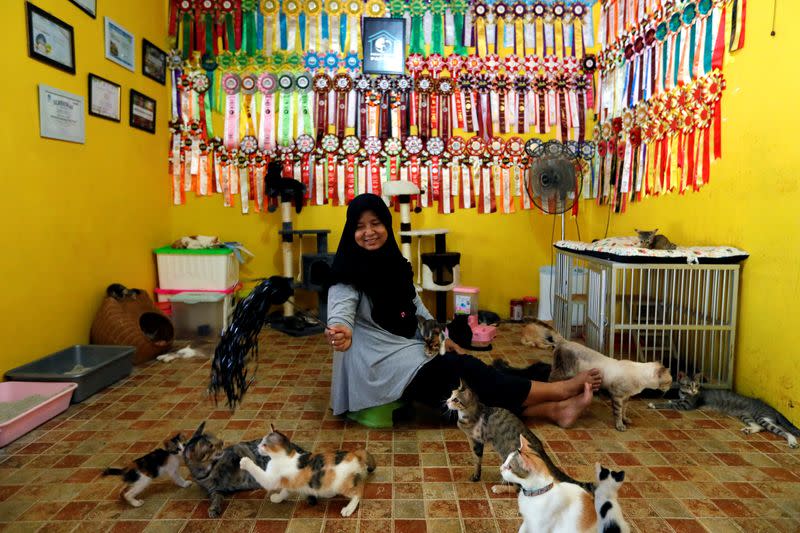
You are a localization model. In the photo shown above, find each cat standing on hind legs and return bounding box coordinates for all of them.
[102,433,191,507]
[239,425,377,517]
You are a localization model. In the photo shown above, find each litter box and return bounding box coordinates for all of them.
[0,382,77,447]
[5,345,134,403]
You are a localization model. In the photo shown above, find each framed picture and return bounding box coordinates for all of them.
[362,17,406,75]
[104,17,135,71]
[69,0,97,18]
[142,39,167,84]
[38,84,85,143]
[88,74,120,122]
[25,2,76,74]
[129,89,156,133]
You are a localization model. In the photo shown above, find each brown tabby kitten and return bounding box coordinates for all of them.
[239,425,376,517]
[102,433,191,507]
[635,229,677,250]
[446,380,592,493]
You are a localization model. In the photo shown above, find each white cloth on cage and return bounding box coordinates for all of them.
[555,237,748,265]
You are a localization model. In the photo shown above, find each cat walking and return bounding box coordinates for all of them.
[649,374,800,448]
[501,435,597,533]
[594,463,631,533]
[446,380,593,493]
[102,433,191,507]
[240,426,376,517]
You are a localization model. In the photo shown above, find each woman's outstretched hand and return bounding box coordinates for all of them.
[326,324,352,352]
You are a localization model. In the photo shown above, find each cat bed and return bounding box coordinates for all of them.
[90,292,174,365]
[346,401,404,428]
[421,252,461,291]
[555,237,749,265]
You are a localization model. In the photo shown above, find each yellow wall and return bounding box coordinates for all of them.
[0,0,171,375]
[584,6,800,425]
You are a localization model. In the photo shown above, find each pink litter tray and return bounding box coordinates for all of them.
[0,382,77,447]
[468,315,497,346]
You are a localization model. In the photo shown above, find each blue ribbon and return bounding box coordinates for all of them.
[321,12,329,41]
[280,12,287,49]
[703,17,713,74]
[256,11,264,51]
[339,14,347,52]
[299,13,306,49]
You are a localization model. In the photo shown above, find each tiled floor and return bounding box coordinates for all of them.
[1,323,799,533]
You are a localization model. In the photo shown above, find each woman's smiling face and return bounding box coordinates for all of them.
[354,210,388,251]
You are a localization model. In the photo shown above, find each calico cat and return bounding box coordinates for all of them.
[501,435,597,533]
[418,316,446,357]
[446,380,593,493]
[102,433,191,507]
[525,320,673,431]
[635,229,677,250]
[594,463,631,533]
[648,374,800,448]
[239,425,376,517]
[182,422,273,517]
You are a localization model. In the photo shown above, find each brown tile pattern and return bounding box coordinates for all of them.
[0,324,798,532]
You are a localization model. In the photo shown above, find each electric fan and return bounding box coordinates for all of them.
[524,139,582,215]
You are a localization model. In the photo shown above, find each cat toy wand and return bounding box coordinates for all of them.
[208,276,294,409]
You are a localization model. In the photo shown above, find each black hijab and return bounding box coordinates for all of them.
[329,193,418,338]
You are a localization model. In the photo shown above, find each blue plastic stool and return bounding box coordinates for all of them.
[346,401,404,428]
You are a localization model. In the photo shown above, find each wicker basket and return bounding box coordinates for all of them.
[90,292,174,365]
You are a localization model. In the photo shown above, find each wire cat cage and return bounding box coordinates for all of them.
[552,249,741,388]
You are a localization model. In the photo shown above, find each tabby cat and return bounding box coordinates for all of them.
[594,463,631,533]
[648,374,800,448]
[418,316,445,357]
[182,422,274,517]
[102,433,191,507]
[501,435,597,533]
[446,380,593,493]
[239,425,376,517]
[635,229,677,250]
[525,320,673,431]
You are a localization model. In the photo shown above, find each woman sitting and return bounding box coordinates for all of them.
[325,193,601,427]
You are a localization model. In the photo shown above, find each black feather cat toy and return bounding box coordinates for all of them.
[208,276,293,409]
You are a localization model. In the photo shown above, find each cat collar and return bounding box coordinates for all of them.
[521,482,554,497]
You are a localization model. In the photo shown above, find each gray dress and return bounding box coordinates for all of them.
[327,283,434,415]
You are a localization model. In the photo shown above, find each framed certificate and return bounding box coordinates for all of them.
[129,89,156,133]
[38,84,85,144]
[26,2,76,74]
[104,17,135,71]
[69,0,97,18]
[142,39,167,85]
[88,74,121,122]
[362,17,406,76]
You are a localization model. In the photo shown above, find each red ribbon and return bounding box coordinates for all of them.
[369,155,380,195]
[430,157,441,197]
[713,99,722,159]
[234,0,242,50]
[345,155,356,202]
[430,94,439,136]
[327,155,337,204]
[712,7,726,70]
[336,93,347,137]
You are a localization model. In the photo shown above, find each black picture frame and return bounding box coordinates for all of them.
[362,17,406,76]
[129,89,156,133]
[142,39,167,85]
[88,74,121,122]
[25,2,76,74]
[69,0,97,18]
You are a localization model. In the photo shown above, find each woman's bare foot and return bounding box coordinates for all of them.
[523,383,594,427]
[553,383,594,428]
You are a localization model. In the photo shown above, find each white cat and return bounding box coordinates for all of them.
[501,435,596,533]
[522,320,673,431]
[594,463,631,533]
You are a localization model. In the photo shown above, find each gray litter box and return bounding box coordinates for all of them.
[5,345,134,403]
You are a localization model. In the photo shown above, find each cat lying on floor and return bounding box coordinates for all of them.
[649,373,800,448]
[522,321,673,431]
